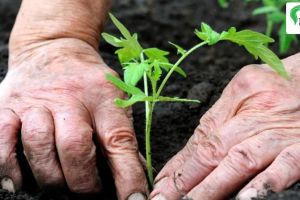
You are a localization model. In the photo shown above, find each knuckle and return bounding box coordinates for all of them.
[0,109,19,130]
[232,65,261,91]
[280,149,300,170]
[197,115,216,135]
[226,145,259,174]
[22,126,53,142]
[262,169,284,191]
[102,129,138,154]
[195,134,224,168]
[24,146,55,165]
[173,171,192,193]
[68,181,96,194]
[0,151,17,167]
[60,133,93,156]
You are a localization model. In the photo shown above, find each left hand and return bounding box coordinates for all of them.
[150,53,300,200]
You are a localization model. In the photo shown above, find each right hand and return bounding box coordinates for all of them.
[151,53,300,200]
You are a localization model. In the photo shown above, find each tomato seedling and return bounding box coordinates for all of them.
[102,13,288,187]
[218,0,299,54]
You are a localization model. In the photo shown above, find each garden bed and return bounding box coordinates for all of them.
[0,0,299,199]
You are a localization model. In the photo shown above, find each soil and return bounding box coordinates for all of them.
[0,0,299,199]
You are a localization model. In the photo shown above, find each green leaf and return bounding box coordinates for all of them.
[101,33,123,47]
[194,23,288,78]
[115,46,140,63]
[221,29,274,44]
[114,95,147,108]
[195,23,221,45]
[218,0,229,8]
[152,61,162,81]
[157,96,200,103]
[144,48,169,63]
[221,28,288,78]
[160,62,187,77]
[124,62,148,86]
[169,42,187,55]
[109,13,131,39]
[245,44,288,78]
[252,6,277,16]
[106,74,145,95]
[105,13,143,64]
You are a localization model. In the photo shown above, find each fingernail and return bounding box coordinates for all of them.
[237,188,257,200]
[152,194,167,200]
[128,192,147,200]
[1,177,15,193]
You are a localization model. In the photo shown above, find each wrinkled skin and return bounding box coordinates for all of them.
[0,38,148,199]
[151,53,300,200]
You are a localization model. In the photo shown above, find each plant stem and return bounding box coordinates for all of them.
[143,71,155,186]
[145,102,154,186]
[141,53,155,186]
[142,42,207,187]
[156,41,207,97]
[266,18,273,37]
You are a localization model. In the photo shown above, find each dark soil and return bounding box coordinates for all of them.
[0,0,299,199]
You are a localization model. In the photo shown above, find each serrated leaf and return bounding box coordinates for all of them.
[195,23,221,45]
[109,13,131,39]
[244,44,288,78]
[152,61,162,81]
[157,96,200,103]
[221,29,274,44]
[160,63,187,77]
[114,95,147,108]
[105,14,143,64]
[169,42,187,55]
[101,33,123,47]
[115,47,138,63]
[106,74,145,95]
[124,62,147,86]
[144,48,169,63]
[220,28,288,78]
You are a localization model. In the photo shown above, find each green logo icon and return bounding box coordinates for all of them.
[290,5,300,25]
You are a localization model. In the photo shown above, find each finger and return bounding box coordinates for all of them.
[154,65,267,185]
[21,107,64,188]
[154,91,243,184]
[0,108,21,192]
[54,106,101,193]
[186,130,300,200]
[151,115,261,200]
[94,85,148,200]
[237,143,300,200]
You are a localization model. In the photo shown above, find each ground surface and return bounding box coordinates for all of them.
[0,0,300,199]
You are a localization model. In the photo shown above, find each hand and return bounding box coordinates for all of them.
[150,53,300,200]
[0,38,148,199]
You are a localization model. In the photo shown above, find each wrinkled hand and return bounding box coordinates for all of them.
[0,38,147,199]
[151,53,300,200]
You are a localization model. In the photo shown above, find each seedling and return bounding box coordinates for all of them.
[102,13,288,187]
[218,0,299,54]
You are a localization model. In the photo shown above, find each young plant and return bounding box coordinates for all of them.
[102,13,288,187]
[218,0,299,54]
